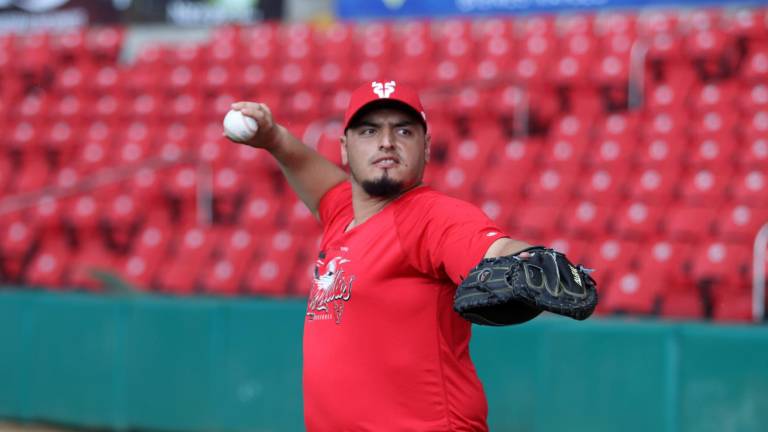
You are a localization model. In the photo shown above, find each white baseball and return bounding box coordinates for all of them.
[223,109,258,142]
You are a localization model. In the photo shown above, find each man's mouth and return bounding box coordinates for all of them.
[372,156,399,168]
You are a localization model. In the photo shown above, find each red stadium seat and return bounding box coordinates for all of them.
[68,241,119,291]
[635,136,686,169]
[524,166,576,202]
[562,200,612,238]
[660,290,705,320]
[242,230,301,296]
[690,241,751,286]
[626,165,681,204]
[478,198,515,232]
[515,202,563,238]
[581,238,640,281]
[25,240,70,289]
[574,166,627,204]
[663,205,718,242]
[716,204,768,242]
[739,83,768,114]
[612,201,664,240]
[690,110,738,140]
[687,135,736,169]
[744,110,768,141]
[678,167,731,206]
[545,237,589,263]
[156,227,216,295]
[103,193,143,251]
[285,198,322,236]
[201,228,258,295]
[730,169,768,206]
[723,8,766,41]
[239,190,281,234]
[740,47,768,82]
[0,219,37,282]
[432,167,474,202]
[689,82,738,113]
[712,289,754,323]
[638,239,695,288]
[603,266,663,315]
[645,82,689,112]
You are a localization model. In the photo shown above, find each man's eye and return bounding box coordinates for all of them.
[360,128,376,136]
[398,128,413,136]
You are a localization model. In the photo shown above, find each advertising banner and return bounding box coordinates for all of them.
[0,0,283,33]
[338,0,765,19]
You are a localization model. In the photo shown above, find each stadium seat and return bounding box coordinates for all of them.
[663,205,718,242]
[603,266,663,315]
[24,240,70,289]
[678,167,731,206]
[716,203,768,243]
[581,238,640,280]
[573,166,627,204]
[690,241,751,286]
[103,193,142,251]
[0,219,37,282]
[515,202,563,239]
[242,230,301,296]
[562,200,612,238]
[687,135,737,168]
[660,289,706,320]
[626,165,681,204]
[639,239,696,288]
[730,169,768,206]
[200,228,258,295]
[740,46,768,82]
[68,241,119,291]
[156,227,215,295]
[523,166,577,202]
[739,83,768,114]
[635,136,686,169]
[711,288,755,323]
[612,201,664,240]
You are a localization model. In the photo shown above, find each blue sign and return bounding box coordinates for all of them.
[337,0,765,19]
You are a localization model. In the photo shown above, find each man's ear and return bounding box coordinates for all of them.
[340,135,348,166]
[424,132,431,163]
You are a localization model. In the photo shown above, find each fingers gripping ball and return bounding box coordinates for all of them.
[223,109,259,142]
[453,246,598,326]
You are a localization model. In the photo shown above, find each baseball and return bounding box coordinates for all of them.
[223,109,258,142]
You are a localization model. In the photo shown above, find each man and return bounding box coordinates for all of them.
[229,81,532,431]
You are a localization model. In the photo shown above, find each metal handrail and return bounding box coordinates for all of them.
[0,154,213,226]
[628,39,648,110]
[753,222,768,323]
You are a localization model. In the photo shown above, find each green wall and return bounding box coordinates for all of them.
[0,290,766,432]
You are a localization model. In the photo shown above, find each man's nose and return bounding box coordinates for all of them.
[379,129,396,149]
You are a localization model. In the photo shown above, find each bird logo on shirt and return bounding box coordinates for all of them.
[307,254,355,324]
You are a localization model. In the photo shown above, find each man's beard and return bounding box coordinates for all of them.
[359,174,404,198]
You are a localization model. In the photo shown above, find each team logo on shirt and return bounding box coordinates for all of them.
[307,253,355,325]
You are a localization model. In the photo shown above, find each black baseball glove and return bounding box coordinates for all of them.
[453,246,598,326]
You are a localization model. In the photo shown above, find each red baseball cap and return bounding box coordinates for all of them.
[343,80,427,131]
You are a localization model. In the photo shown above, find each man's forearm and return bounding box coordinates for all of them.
[484,238,533,259]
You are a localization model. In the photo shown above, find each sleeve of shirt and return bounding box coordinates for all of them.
[395,191,508,285]
[317,180,351,228]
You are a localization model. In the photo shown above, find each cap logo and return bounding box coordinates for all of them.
[372,81,396,98]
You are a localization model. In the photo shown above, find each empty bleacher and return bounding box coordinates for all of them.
[0,7,766,323]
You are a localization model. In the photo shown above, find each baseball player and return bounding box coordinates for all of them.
[227,80,596,431]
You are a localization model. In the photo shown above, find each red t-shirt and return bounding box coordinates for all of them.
[303,182,506,432]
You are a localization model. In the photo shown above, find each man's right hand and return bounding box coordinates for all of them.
[226,102,281,151]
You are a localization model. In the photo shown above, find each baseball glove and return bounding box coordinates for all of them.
[453,246,598,326]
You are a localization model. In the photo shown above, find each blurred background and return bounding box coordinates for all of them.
[0,0,767,431]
